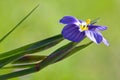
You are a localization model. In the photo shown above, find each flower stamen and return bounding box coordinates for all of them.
[86,19,91,25]
[79,19,91,31]
[80,25,88,31]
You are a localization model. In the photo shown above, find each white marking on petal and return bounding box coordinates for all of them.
[102,37,109,46]
[85,31,98,44]
[75,21,81,26]
[81,21,87,26]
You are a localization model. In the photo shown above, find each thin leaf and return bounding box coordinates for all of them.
[2,41,91,69]
[0,34,63,59]
[55,41,93,62]
[38,42,78,65]
[1,63,36,69]
[0,42,78,79]
[0,41,92,79]
[12,55,47,64]
[0,67,37,80]
[0,34,63,68]
[0,4,39,43]
[90,17,100,25]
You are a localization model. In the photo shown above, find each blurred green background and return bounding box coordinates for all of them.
[0,0,120,80]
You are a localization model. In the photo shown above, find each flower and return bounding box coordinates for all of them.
[60,16,109,46]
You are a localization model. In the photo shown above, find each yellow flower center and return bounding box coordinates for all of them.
[80,25,88,31]
[80,19,91,31]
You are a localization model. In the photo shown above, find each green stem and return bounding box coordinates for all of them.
[0,4,39,43]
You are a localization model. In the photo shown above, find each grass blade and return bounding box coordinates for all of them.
[0,34,63,60]
[0,67,37,80]
[90,17,100,25]
[0,4,39,43]
[12,55,47,64]
[55,41,93,62]
[0,41,92,79]
[0,34,63,68]
[0,42,78,79]
[1,63,37,69]
[3,40,89,69]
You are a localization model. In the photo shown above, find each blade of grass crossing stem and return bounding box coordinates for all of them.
[0,34,63,68]
[0,4,39,43]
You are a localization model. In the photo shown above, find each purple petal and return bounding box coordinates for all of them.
[62,24,85,42]
[85,30,103,44]
[88,25,107,31]
[79,20,83,23]
[60,16,79,24]
[102,37,109,46]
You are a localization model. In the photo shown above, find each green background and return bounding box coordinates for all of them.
[0,0,120,80]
